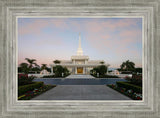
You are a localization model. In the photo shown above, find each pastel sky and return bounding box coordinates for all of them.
[18,18,142,68]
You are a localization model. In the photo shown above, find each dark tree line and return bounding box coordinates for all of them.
[118,60,142,73]
[18,58,51,74]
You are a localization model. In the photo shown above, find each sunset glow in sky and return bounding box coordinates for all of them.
[18,18,142,68]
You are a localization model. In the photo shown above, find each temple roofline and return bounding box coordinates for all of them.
[71,55,89,60]
[50,63,110,67]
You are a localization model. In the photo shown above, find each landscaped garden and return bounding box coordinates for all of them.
[18,74,56,100]
[90,63,119,78]
[107,74,142,100]
[18,58,70,78]
[90,60,142,100]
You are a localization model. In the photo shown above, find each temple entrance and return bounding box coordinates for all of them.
[77,67,83,74]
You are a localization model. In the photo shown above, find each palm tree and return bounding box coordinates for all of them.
[53,60,61,64]
[19,63,29,74]
[25,58,37,69]
[120,60,135,71]
[20,63,28,68]
[100,61,104,64]
[41,64,47,70]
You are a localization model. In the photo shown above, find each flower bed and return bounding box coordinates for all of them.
[107,84,142,100]
[18,73,35,86]
[116,81,142,93]
[18,84,56,100]
[125,74,142,87]
[18,82,44,96]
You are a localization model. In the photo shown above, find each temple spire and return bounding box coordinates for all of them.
[77,33,83,56]
[79,33,81,48]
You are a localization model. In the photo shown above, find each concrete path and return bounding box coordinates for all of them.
[31,85,131,100]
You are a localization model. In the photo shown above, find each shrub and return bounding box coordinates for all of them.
[103,75,119,78]
[107,84,142,100]
[18,74,35,86]
[53,65,70,77]
[18,82,44,96]
[18,84,57,100]
[90,65,108,77]
[116,81,142,93]
[91,74,119,78]
[18,73,28,78]
[42,75,55,78]
[125,74,142,86]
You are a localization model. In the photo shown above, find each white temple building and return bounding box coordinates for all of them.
[50,34,109,75]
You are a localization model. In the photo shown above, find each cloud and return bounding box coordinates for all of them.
[83,18,139,33]
[34,33,64,46]
[50,19,68,29]
[18,18,142,67]
[80,19,142,59]
[85,28,141,58]
[18,18,69,35]
[18,19,49,35]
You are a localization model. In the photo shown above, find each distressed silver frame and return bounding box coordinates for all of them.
[0,0,159,118]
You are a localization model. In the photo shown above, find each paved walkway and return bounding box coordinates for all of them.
[31,85,131,100]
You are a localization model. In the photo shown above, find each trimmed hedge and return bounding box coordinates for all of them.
[18,82,44,96]
[91,74,119,78]
[42,75,55,78]
[102,75,119,78]
[18,74,34,86]
[116,81,142,93]
[18,85,57,100]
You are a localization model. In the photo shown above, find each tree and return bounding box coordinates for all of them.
[53,60,61,64]
[117,68,121,71]
[135,68,142,73]
[90,65,108,77]
[53,65,69,77]
[120,60,135,72]
[31,63,40,73]
[98,65,107,76]
[25,58,37,69]
[100,61,105,64]
[40,64,51,72]
[19,63,29,74]
[41,64,47,70]
[90,68,99,75]
[63,67,70,76]
[31,67,41,73]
